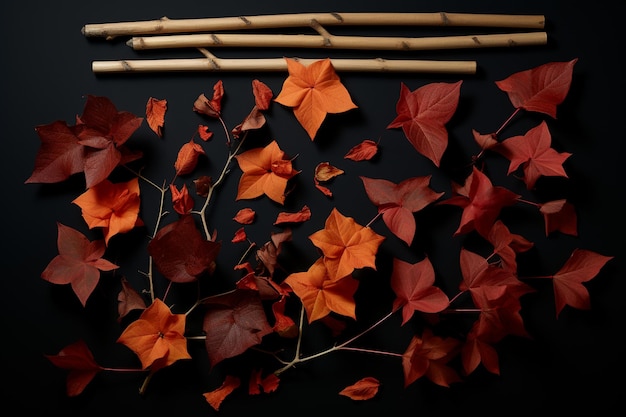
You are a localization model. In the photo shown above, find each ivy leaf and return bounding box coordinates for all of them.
[202,289,273,367]
[360,175,444,245]
[45,340,103,397]
[496,121,572,189]
[550,249,613,317]
[387,81,462,167]
[41,222,119,307]
[274,58,357,140]
[147,215,221,283]
[495,58,578,118]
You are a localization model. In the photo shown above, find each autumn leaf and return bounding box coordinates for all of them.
[170,183,194,215]
[550,249,613,317]
[146,97,167,137]
[203,375,241,411]
[117,298,191,370]
[174,139,206,176]
[539,199,578,236]
[390,257,449,325]
[117,277,147,322]
[147,214,221,283]
[495,58,577,118]
[462,327,501,376]
[402,328,461,387]
[338,377,380,400]
[72,177,143,245]
[41,222,119,306]
[271,296,298,338]
[202,289,273,367]
[387,81,462,167]
[274,58,357,140]
[45,339,104,397]
[284,257,359,323]
[232,227,247,243]
[252,79,273,110]
[309,208,385,280]
[234,140,300,205]
[274,205,311,226]
[198,124,213,141]
[193,80,224,118]
[249,369,280,395]
[314,162,344,182]
[344,139,379,161]
[438,167,520,237]
[361,175,444,245]
[256,229,293,277]
[233,207,256,224]
[496,121,572,189]
[486,220,533,273]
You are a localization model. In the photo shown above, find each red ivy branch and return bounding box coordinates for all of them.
[26,57,614,409]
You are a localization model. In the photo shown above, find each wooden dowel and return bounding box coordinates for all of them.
[91,57,477,74]
[82,12,545,38]
[128,31,547,51]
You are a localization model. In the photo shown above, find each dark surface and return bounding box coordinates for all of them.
[2,1,624,416]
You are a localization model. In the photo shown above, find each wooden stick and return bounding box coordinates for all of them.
[91,57,477,74]
[82,12,545,38]
[128,31,547,51]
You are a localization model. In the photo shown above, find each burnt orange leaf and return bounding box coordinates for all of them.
[461,327,501,376]
[193,80,224,118]
[539,199,578,236]
[233,207,256,224]
[361,175,444,245]
[232,227,247,243]
[249,369,280,395]
[117,277,147,322]
[308,208,385,281]
[117,298,191,370]
[438,167,520,237]
[387,81,462,167]
[193,175,212,197]
[232,107,266,139]
[472,129,498,152]
[314,179,333,197]
[550,249,613,317]
[41,222,119,307]
[198,124,213,141]
[271,296,298,338]
[146,97,167,137]
[284,257,359,323]
[274,205,311,226]
[256,229,293,277]
[234,140,300,205]
[252,79,273,110]
[344,139,379,161]
[338,377,380,400]
[202,289,273,367]
[402,328,461,388]
[390,257,449,325]
[496,121,572,190]
[203,375,241,411]
[169,183,194,215]
[45,339,104,397]
[174,139,205,176]
[147,215,221,283]
[274,58,357,140]
[314,162,344,182]
[72,177,143,245]
[495,59,577,118]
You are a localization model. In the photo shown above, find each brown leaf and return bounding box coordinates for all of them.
[146,97,167,137]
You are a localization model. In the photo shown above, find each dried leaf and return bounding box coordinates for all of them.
[344,139,379,161]
[338,377,380,400]
[146,97,167,137]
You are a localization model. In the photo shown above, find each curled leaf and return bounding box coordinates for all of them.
[174,139,205,176]
[146,97,167,137]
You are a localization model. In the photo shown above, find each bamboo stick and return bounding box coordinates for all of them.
[91,57,477,74]
[128,31,547,51]
[82,12,545,38]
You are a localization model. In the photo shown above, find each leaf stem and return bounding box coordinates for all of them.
[494,107,522,137]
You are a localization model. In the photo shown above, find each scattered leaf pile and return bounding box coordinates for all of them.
[27,57,613,410]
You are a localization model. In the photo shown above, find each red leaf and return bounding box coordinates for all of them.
[252,79,273,110]
[233,207,256,224]
[539,199,578,236]
[551,249,613,317]
[338,377,380,400]
[361,175,444,245]
[169,183,194,215]
[45,340,103,397]
[495,59,577,118]
[231,227,247,243]
[402,328,461,388]
[387,81,462,167]
[274,205,311,226]
[202,289,273,367]
[41,222,119,306]
[344,139,379,161]
[117,277,147,321]
[390,257,449,325]
[147,215,221,283]
[203,375,241,411]
[193,80,224,118]
[146,97,167,137]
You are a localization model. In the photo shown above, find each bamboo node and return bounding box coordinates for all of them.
[440,12,451,26]
[239,16,252,26]
[330,12,344,23]
[472,36,481,45]
[211,34,222,45]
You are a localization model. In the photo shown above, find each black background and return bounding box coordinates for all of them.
[2,1,624,416]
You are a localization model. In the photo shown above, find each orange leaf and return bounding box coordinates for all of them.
[72,177,142,245]
[174,139,205,176]
[344,139,379,161]
[234,140,300,205]
[252,79,273,110]
[274,205,311,226]
[232,226,247,243]
[274,58,357,140]
[338,377,380,400]
[198,124,213,141]
[169,183,194,215]
[146,97,167,137]
[284,257,359,322]
[116,298,191,370]
[203,375,241,411]
[233,207,256,224]
[314,162,344,182]
[309,208,385,280]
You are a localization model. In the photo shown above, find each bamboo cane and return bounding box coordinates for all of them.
[82,12,545,39]
[91,57,477,74]
[128,31,547,51]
